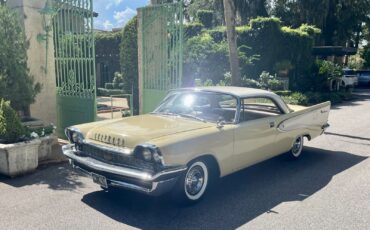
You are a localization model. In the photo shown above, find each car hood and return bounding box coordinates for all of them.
[84,114,214,148]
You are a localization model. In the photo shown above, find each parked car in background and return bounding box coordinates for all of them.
[342,68,358,88]
[357,70,370,87]
[63,87,330,204]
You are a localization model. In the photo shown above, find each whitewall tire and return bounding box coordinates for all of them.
[173,160,209,204]
[289,136,304,158]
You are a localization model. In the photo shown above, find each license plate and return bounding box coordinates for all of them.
[92,173,108,188]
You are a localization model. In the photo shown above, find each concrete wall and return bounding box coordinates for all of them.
[7,0,57,124]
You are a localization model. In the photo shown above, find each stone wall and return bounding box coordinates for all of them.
[7,0,57,124]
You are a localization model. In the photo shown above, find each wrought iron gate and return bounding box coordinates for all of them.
[52,0,96,136]
[138,2,183,113]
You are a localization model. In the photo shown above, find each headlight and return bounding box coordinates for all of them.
[142,148,152,161]
[65,128,84,144]
[135,144,163,164]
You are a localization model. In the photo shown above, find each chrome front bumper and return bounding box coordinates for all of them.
[62,144,187,196]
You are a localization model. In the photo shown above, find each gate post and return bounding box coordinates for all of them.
[7,0,57,124]
[137,9,144,114]
[137,2,184,114]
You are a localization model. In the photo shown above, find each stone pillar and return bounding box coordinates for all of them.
[137,9,143,114]
[7,0,57,124]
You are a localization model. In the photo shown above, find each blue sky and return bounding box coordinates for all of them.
[94,0,148,31]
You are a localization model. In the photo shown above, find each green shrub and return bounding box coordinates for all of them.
[196,10,213,28]
[97,88,125,97]
[0,99,25,143]
[298,24,321,36]
[283,92,309,105]
[25,124,55,138]
[184,22,203,38]
[183,33,229,85]
[105,83,114,89]
[304,60,343,92]
[274,90,292,96]
[268,78,284,91]
[241,78,261,88]
[280,91,351,106]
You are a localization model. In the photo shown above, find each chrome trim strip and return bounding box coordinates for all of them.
[109,180,158,193]
[63,144,187,182]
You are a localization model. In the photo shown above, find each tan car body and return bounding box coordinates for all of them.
[71,87,330,178]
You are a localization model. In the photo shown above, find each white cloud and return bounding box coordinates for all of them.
[104,0,124,10]
[102,20,114,30]
[113,8,136,27]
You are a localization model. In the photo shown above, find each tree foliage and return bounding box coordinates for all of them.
[268,0,370,47]
[119,16,139,114]
[0,5,41,111]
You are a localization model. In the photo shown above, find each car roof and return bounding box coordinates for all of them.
[176,86,277,98]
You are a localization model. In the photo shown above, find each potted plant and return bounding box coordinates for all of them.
[0,99,41,177]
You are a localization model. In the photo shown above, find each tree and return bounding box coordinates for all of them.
[268,0,370,47]
[0,4,40,112]
[223,0,241,85]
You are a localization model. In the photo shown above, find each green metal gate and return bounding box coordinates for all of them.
[138,2,183,113]
[52,0,96,136]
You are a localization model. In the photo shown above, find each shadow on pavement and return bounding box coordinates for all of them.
[0,163,85,191]
[330,90,370,110]
[81,147,367,230]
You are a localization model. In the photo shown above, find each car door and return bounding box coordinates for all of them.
[232,97,284,172]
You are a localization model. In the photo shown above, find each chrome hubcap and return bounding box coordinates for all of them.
[185,166,204,196]
[292,137,302,155]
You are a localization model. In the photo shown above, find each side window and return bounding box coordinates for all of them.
[218,95,237,109]
[240,97,282,122]
[212,95,237,123]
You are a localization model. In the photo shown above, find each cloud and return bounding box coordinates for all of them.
[113,8,136,27]
[102,20,114,30]
[104,0,124,10]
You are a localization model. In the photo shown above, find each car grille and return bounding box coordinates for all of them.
[79,142,156,173]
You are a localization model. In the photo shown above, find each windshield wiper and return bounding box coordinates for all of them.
[178,113,206,122]
[151,112,206,122]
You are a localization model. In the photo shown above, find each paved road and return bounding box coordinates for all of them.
[1,90,370,230]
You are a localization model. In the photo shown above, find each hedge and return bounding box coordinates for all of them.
[97,88,126,97]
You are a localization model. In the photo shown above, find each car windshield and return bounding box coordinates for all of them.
[152,91,238,123]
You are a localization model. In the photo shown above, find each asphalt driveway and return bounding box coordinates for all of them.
[1,89,370,230]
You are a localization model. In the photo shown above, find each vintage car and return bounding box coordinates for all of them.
[63,87,330,203]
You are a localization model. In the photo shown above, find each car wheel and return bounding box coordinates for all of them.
[173,160,209,205]
[289,136,304,158]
